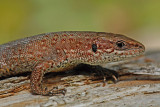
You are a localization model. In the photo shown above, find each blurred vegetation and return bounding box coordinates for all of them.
[0,0,160,50]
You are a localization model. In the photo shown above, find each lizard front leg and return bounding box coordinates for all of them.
[30,61,66,96]
[74,64,119,83]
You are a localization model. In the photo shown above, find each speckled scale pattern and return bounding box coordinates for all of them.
[0,31,145,95]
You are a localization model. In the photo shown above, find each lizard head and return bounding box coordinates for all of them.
[90,32,145,64]
[79,32,145,65]
[60,32,145,65]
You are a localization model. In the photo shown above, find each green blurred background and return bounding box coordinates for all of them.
[0,0,160,51]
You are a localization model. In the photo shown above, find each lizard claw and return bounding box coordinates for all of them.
[112,75,118,83]
[44,87,48,91]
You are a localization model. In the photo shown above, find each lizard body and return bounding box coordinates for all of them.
[0,31,145,95]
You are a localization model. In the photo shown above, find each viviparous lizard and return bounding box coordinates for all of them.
[0,31,145,95]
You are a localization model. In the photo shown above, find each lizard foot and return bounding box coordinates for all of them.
[92,66,119,83]
[42,87,66,96]
[31,84,67,96]
[74,64,119,83]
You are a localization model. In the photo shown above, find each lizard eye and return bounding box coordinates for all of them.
[92,44,97,52]
[116,41,125,48]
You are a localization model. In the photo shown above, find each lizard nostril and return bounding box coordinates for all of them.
[139,44,145,51]
[139,45,144,49]
[139,46,143,48]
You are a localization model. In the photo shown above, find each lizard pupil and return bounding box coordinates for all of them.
[116,41,125,48]
[92,44,97,52]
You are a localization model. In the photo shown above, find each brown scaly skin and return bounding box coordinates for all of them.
[0,31,145,95]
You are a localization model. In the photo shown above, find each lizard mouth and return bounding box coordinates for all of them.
[104,47,145,63]
[119,48,145,59]
[99,46,145,64]
[121,42,145,58]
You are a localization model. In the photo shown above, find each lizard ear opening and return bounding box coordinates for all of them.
[92,44,97,52]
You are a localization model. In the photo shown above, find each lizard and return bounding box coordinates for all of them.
[0,31,145,96]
